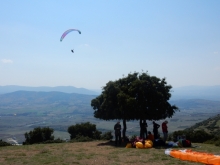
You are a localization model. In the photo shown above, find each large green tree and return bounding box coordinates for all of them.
[91,72,178,138]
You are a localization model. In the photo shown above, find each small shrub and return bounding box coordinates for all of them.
[191,130,214,143]
[215,140,220,146]
[68,122,101,140]
[42,138,64,144]
[0,140,11,147]
[172,130,214,143]
[205,136,220,147]
[100,131,113,140]
[70,135,93,142]
[93,130,102,140]
[23,127,54,145]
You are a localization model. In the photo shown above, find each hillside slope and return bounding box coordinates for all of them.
[185,114,220,136]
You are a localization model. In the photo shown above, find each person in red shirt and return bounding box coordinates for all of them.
[147,131,154,141]
[162,120,168,142]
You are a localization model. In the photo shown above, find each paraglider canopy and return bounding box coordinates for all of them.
[60,29,81,42]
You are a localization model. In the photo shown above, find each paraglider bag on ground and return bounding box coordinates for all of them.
[182,140,191,147]
[153,139,165,147]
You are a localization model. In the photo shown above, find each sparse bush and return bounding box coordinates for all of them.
[23,127,54,145]
[215,140,220,146]
[205,136,220,147]
[93,130,102,140]
[70,135,93,142]
[100,131,113,140]
[171,130,186,141]
[191,130,214,143]
[68,122,101,140]
[172,130,214,143]
[0,139,11,147]
[42,138,64,144]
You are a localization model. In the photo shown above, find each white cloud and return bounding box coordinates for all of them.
[1,59,13,64]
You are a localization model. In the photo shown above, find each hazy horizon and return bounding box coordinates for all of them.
[1,85,220,101]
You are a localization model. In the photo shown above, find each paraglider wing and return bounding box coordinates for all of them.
[60,29,81,42]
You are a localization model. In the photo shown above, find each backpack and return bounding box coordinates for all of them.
[182,139,191,147]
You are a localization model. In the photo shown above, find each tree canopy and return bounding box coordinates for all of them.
[91,72,178,121]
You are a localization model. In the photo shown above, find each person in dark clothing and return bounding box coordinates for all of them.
[140,120,148,139]
[153,121,160,139]
[114,121,121,146]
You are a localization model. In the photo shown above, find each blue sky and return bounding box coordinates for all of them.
[1,1,220,91]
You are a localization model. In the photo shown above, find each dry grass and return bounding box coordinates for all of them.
[0,141,219,165]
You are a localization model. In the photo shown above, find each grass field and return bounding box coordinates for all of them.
[0,141,219,165]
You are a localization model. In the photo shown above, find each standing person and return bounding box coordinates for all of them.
[162,120,168,142]
[140,120,148,139]
[153,121,160,139]
[114,121,121,146]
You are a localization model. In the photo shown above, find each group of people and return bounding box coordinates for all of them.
[139,120,169,142]
[114,120,169,146]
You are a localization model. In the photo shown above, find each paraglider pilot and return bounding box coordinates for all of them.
[71,49,74,53]
[114,121,121,146]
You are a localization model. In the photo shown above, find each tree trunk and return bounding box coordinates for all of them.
[140,119,142,137]
[122,119,127,139]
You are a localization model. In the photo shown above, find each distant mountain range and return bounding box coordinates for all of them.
[0,91,219,114]
[171,85,220,101]
[0,85,220,101]
[0,85,99,95]
[0,91,96,114]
